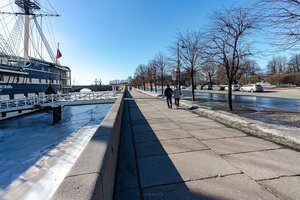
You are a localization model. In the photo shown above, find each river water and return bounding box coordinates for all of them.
[0,104,112,191]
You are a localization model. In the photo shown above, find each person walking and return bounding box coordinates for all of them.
[173,86,182,108]
[164,84,173,109]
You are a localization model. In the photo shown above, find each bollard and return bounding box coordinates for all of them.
[2,112,6,117]
[53,106,62,124]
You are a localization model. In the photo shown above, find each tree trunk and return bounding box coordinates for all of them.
[161,75,164,94]
[154,79,157,93]
[228,81,233,111]
[150,82,153,92]
[191,72,195,101]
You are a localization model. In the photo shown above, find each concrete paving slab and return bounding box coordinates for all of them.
[188,127,247,140]
[169,150,241,181]
[146,118,173,124]
[136,138,208,157]
[142,174,279,200]
[138,155,183,188]
[259,176,300,200]
[224,149,300,180]
[132,124,153,133]
[142,182,197,200]
[114,188,141,200]
[179,122,226,131]
[141,111,161,116]
[140,114,166,119]
[139,108,157,112]
[167,113,200,119]
[154,129,192,140]
[161,138,208,154]
[149,122,182,131]
[171,117,214,124]
[134,131,158,143]
[202,136,282,155]
[131,114,146,120]
[130,108,143,114]
[136,141,166,157]
[186,174,279,200]
[131,119,148,125]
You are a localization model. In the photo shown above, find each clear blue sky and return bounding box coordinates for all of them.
[49,0,257,85]
[4,0,271,85]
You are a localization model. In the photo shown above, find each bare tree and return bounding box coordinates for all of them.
[233,58,260,84]
[148,60,158,93]
[174,31,203,101]
[206,6,257,111]
[288,53,300,73]
[266,56,287,74]
[134,64,147,90]
[258,0,300,48]
[153,52,169,94]
[146,62,155,92]
[244,59,261,76]
[201,62,218,87]
[241,59,261,84]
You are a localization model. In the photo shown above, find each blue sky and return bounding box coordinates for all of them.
[49,0,255,85]
[4,0,276,85]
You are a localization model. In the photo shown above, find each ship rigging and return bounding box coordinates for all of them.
[0,0,71,100]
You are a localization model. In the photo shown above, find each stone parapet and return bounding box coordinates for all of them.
[52,92,125,200]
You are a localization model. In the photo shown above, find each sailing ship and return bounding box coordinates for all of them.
[0,0,71,100]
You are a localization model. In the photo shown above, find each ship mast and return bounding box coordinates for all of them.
[0,0,60,61]
[15,0,41,58]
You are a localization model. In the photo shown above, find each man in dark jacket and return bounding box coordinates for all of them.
[164,84,173,108]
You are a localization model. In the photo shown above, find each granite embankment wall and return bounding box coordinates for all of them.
[52,91,125,200]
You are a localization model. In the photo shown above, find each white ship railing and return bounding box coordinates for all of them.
[0,91,118,113]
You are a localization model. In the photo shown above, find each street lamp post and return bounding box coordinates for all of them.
[176,40,185,90]
[176,41,180,89]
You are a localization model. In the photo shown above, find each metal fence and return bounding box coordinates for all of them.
[0,91,118,112]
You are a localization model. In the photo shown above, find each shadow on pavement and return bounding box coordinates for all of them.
[114,90,216,200]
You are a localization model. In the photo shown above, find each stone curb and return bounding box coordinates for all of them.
[52,92,125,200]
[135,89,300,151]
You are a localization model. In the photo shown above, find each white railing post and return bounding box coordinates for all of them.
[51,94,54,103]
[24,96,27,106]
[6,101,9,108]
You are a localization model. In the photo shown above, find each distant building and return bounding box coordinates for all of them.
[110,78,132,85]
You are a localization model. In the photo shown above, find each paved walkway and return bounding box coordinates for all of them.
[114,90,300,200]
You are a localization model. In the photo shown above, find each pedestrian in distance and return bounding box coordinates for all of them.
[173,86,182,108]
[164,84,173,109]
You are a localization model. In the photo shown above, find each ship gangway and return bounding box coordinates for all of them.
[0,91,118,123]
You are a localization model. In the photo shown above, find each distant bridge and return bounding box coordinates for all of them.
[70,85,118,92]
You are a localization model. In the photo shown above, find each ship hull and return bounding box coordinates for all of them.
[0,58,71,100]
